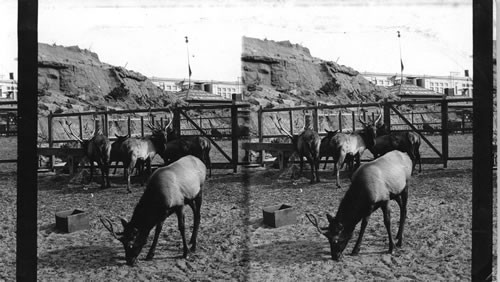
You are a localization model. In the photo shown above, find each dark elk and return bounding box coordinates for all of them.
[100,155,206,266]
[120,115,172,193]
[271,115,321,183]
[59,120,111,188]
[208,119,223,140]
[162,136,212,178]
[164,125,212,178]
[110,133,130,175]
[370,130,422,174]
[328,107,381,188]
[306,150,412,261]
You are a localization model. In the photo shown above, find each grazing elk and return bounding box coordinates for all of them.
[271,115,321,183]
[329,108,382,188]
[59,120,111,189]
[120,116,172,193]
[100,155,206,266]
[306,150,412,261]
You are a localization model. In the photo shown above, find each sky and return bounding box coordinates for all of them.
[0,0,476,82]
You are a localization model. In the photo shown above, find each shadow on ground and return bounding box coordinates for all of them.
[38,245,121,270]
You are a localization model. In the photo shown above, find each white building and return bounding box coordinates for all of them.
[362,71,473,97]
[0,79,17,100]
[150,77,242,99]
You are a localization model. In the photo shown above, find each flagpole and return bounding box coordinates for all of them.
[185,36,191,99]
[397,31,403,96]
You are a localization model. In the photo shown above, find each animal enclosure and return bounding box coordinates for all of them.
[250,98,473,168]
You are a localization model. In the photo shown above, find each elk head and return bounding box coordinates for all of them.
[306,213,352,261]
[100,216,147,266]
[146,108,173,144]
[357,104,382,147]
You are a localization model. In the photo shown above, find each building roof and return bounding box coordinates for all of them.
[387,83,443,98]
[175,89,232,103]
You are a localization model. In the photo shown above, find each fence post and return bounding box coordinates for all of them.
[78,115,83,140]
[289,110,293,136]
[351,111,356,131]
[104,108,109,137]
[441,97,449,168]
[461,110,466,134]
[231,94,238,172]
[173,108,181,137]
[383,98,391,132]
[6,115,10,136]
[338,110,342,132]
[127,116,131,136]
[48,112,54,170]
[258,107,264,167]
[313,107,319,132]
[140,116,144,137]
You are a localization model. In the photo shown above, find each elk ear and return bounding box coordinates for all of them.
[120,217,128,229]
[326,213,335,223]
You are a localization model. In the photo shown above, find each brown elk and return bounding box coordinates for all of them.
[306,150,412,261]
[120,114,173,193]
[373,122,422,173]
[100,155,206,266]
[328,108,382,188]
[271,115,321,183]
[319,129,356,171]
[369,131,422,174]
[59,120,111,189]
[164,125,212,178]
[161,136,212,178]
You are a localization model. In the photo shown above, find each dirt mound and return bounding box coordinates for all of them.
[37,43,186,139]
[242,36,394,110]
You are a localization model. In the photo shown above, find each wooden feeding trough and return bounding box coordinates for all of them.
[55,209,90,233]
[262,204,297,228]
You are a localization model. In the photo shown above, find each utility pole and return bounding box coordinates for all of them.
[185,36,192,99]
[397,31,404,96]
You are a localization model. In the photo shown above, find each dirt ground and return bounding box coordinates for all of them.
[0,135,497,281]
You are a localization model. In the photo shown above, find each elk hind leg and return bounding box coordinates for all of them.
[175,206,189,258]
[395,187,408,247]
[381,202,395,254]
[188,192,203,252]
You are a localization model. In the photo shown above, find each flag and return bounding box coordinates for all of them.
[189,64,192,77]
[400,59,404,72]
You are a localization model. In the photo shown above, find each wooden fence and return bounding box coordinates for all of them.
[251,97,473,168]
[38,96,250,172]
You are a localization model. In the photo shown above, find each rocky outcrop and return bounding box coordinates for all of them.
[241,37,394,109]
[37,43,183,117]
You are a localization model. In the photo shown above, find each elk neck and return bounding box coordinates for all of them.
[129,192,167,233]
[334,187,368,236]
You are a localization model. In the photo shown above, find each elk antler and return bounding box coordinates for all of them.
[357,103,368,125]
[99,216,120,240]
[164,108,173,132]
[305,213,327,235]
[374,105,382,125]
[270,114,293,139]
[59,120,84,143]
